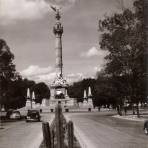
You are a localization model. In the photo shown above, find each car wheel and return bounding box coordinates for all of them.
[65,109,69,112]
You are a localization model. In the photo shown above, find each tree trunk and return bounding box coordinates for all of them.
[117,105,122,116]
[119,105,122,116]
[136,103,140,118]
[132,104,135,115]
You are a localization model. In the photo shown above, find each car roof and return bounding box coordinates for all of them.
[13,110,20,113]
[27,109,39,112]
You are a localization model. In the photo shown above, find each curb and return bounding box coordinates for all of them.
[113,115,147,122]
[65,115,96,148]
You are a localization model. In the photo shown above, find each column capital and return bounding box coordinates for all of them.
[53,22,63,35]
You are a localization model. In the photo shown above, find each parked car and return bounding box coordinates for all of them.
[6,109,14,119]
[26,110,41,122]
[10,111,21,120]
[6,110,21,120]
[144,120,148,135]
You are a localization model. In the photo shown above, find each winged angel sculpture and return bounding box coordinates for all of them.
[50,5,61,20]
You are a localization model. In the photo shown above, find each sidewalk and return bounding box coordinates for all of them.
[113,109,148,122]
[113,114,148,122]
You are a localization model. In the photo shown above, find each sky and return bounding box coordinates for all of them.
[0,0,133,84]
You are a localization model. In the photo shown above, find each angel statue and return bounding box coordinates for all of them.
[50,5,61,20]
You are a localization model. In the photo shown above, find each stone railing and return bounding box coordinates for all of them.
[41,104,81,148]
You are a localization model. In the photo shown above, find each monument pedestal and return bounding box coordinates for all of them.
[25,99,31,108]
[32,101,36,108]
[82,98,93,110]
[49,75,70,111]
[41,98,49,107]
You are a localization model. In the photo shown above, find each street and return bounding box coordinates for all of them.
[0,110,148,148]
[66,111,148,148]
[0,112,53,148]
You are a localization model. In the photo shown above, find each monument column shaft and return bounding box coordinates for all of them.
[50,7,69,101]
[55,34,63,76]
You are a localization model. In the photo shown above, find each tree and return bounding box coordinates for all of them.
[0,39,37,110]
[68,81,84,102]
[98,0,146,117]
[0,39,16,79]
[2,75,37,110]
[32,82,50,104]
[68,78,95,103]
[94,72,119,109]
[4,77,25,110]
[0,39,17,108]
[0,39,51,110]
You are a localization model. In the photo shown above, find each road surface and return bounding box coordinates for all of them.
[0,112,53,148]
[66,111,148,148]
[0,110,148,148]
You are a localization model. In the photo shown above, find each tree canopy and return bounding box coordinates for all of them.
[0,39,17,107]
[96,0,147,116]
[32,82,50,103]
[98,0,146,105]
[0,39,50,110]
[68,78,95,102]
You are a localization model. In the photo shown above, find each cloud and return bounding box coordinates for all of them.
[0,0,49,24]
[66,73,83,84]
[20,65,84,84]
[0,0,78,25]
[94,66,102,72]
[48,0,78,13]
[49,0,77,6]
[35,72,56,84]
[80,46,108,58]
[21,65,53,77]
[115,0,134,11]
[20,65,104,85]
[20,65,56,84]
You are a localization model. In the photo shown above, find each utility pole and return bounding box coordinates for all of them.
[144,0,148,103]
[0,56,3,129]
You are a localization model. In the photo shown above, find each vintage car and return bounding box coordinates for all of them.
[6,110,21,120]
[26,110,41,122]
[10,111,21,120]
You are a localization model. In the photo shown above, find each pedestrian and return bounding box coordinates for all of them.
[124,106,127,115]
[117,105,120,115]
[144,120,148,135]
[98,106,100,111]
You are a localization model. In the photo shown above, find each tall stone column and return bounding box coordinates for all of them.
[50,8,68,101]
[53,12,63,77]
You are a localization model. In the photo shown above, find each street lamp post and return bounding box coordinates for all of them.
[0,64,2,129]
[0,72,5,129]
[0,82,2,129]
[32,91,35,109]
[31,96,32,109]
[0,57,5,129]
